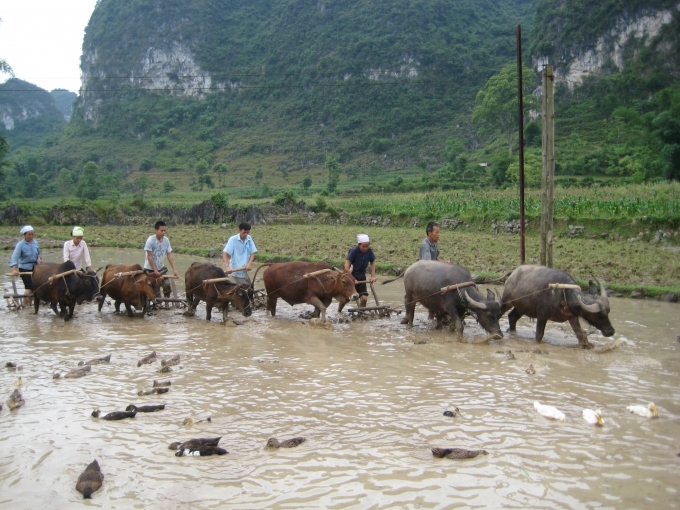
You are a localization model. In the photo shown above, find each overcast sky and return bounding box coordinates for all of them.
[0,0,98,93]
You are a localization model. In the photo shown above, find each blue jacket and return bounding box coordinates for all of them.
[9,239,41,269]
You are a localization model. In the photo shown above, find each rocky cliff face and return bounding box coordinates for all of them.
[536,3,680,89]
[0,79,63,130]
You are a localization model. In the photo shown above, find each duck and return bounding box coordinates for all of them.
[92,409,137,420]
[431,447,488,459]
[15,377,22,387]
[75,459,103,499]
[582,408,604,426]
[153,380,171,388]
[137,387,169,396]
[126,404,165,413]
[78,354,111,366]
[157,366,172,373]
[137,351,157,367]
[175,446,228,457]
[7,389,25,410]
[161,355,180,367]
[626,402,659,418]
[5,361,17,370]
[266,437,306,448]
[55,366,92,379]
[443,407,460,417]
[182,416,212,426]
[534,401,566,421]
[168,437,222,450]
[525,365,536,375]
[506,350,515,360]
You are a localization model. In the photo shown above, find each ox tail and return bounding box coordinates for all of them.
[250,263,273,290]
[381,273,404,285]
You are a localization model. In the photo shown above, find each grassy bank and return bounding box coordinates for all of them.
[2,224,678,297]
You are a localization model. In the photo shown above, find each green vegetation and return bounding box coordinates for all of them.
[49,89,77,120]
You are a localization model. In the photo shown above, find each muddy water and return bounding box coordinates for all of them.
[1,248,679,509]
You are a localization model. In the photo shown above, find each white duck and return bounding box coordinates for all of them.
[582,408,604,426]
[626,402,658,418]
[534,401,566,422]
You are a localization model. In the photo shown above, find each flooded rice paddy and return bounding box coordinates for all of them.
[1,249,679,509]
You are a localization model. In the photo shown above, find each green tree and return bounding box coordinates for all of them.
[213,162,228,187]
[302,175,312,194]
[505,150,542,188]
[56,168,74,196]
[255,166,263,186]
[23,173,40,198]
[472,63,538,155]
[163,180,177,193]
[325,155,341,194]
[195,159,209,191]
[76,161,100,200]
[135,174,156,197]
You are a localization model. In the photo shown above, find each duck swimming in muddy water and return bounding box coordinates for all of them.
[627,402,659,418]
[7,389,25,410]
[175,446,228,457]
[153,380,171,387]
[182,416,212,426]
[168,437,222,450]
[582,408,604,426]
[137,351,157,367]
[525,365,536,375]
[92,409,137,420]
[431,447,488,459]
[157,366,172,373]
[443,407,460,417]
[126,404,165,413]
[75,459,103,499]
[78,354,111,366]
[266,437,306,448]
[138,387,169,396]
[534,401,566,421]
[161,354,180,367]
[54,365,92,379]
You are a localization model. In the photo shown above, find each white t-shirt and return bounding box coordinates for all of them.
[143,235,172,270]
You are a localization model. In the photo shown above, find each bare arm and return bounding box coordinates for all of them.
[146,250,159,273]
[344,259,352,274]
[245,252,255,271]
[167,252,179,277]
[223,251,233,273]
[369,260,376,283]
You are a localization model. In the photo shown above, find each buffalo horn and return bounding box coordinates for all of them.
[464,291,487,310]
[494,287,503,306]
[95,267,104,274]
[590,274,608,298]
[576,294,600,313]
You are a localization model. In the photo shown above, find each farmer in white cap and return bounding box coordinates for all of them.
[63,226,93,271]
[9,225,42,303]
[344,233,376,308]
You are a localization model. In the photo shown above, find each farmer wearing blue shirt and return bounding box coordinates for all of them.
[223,222,257,285]
[344,233,376,308]
[10,225,42,303]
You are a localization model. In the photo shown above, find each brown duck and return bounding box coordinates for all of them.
[138,387,169,396]
[168,437,222,450]
[78,354,111,366]
[54,365,92,379]
[7,389,25,410]
[266,437,306,448]
[137,351,157,367]
[161,355,180,367]
[431,447,488,459]
[76,459,103,499]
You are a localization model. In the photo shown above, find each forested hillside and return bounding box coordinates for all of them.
[1,0,679,201]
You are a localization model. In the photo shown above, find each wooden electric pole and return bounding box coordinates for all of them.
[516,25,526,265]
[540,65,555,267]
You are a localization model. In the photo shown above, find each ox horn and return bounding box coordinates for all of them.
[464,291,487,310]
[576,294,601,313]
[95,267,104,274]
[494,287,503,306]
[590,274,608,298]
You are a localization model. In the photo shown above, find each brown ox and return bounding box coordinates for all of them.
[184,262,252,322]
[254,261,359,322]
[98,264,162,317]
[32,261,101,321]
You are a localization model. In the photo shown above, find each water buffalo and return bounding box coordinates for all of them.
[184,262,252,321]
[32,261,101,321]
[500,265,615,348]
[402,260,503,339]
[99,264,162,317]
[254,261,359,322]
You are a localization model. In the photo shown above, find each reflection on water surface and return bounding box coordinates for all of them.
[1,249,679,508]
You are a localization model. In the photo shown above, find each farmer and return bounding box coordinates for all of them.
[223,222,257,285]
[63,226,93,271]
[9,225,42,304]
[143,220,179,298]
[344,233,376,308]
[418,221,440,261]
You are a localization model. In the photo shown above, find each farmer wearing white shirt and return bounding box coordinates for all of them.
[222,222,257,285]
[144,220,179,298]
[63,226,93,271]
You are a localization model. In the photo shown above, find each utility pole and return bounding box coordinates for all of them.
[540,65,555,267]
[516,25,525,265]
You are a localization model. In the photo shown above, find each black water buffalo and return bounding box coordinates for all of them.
[99,264,163,317]
[184,262,252,321]
[32,261,101,321]
[500,265,615,348]
[401,260,503,339]
[254,261,359,322]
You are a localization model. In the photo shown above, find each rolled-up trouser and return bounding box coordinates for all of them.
[19,267,34,290]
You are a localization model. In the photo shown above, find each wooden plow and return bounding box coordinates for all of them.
[3,272,32,309]
[346,280,401,318]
